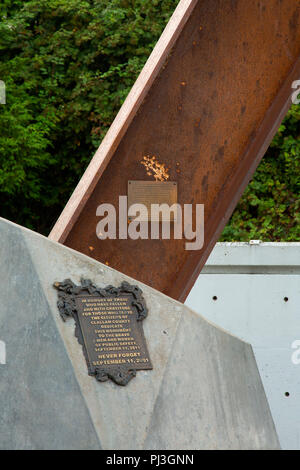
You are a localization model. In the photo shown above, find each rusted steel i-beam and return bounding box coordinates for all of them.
[49,0,300,302]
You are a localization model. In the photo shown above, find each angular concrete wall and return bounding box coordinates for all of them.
[0,218,279,449]
[186,242,300,449]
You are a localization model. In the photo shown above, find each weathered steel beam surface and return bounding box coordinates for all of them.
[49,0,300,301]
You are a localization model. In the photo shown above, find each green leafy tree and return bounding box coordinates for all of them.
[221,106,300,241]
[0,0,179,232]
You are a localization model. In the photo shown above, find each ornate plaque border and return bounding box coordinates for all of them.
[53,278,151,386]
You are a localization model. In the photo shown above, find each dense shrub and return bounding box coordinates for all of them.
[221,106,300,241]
[0,0,179,233]
[0,0,299,239]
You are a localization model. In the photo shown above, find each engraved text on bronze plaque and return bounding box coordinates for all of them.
[54,279,152,386]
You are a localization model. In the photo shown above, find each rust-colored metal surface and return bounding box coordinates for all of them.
[50,0,300,302]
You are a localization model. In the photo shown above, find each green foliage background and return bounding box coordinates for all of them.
[0,0,299,239]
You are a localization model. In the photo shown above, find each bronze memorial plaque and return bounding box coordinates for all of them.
[53,279,152,386]
[128,181,178,221]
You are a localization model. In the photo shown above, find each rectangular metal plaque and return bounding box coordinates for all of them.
[75,295,152,372]
[54,279,152,386]
[128,181,178,221]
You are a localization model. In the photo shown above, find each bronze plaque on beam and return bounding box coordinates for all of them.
[54,279,152,386]
[128,181,177,221]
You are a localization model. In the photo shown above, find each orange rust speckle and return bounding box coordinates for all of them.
[105,261,109,266]
[89,246,94,251]
[180,81,186,86]
[141,155,170,182]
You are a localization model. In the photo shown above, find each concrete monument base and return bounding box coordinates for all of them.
[0,218,279,449]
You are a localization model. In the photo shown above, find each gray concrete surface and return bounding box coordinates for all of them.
[0,218,280,449]
[186,242,300,449]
